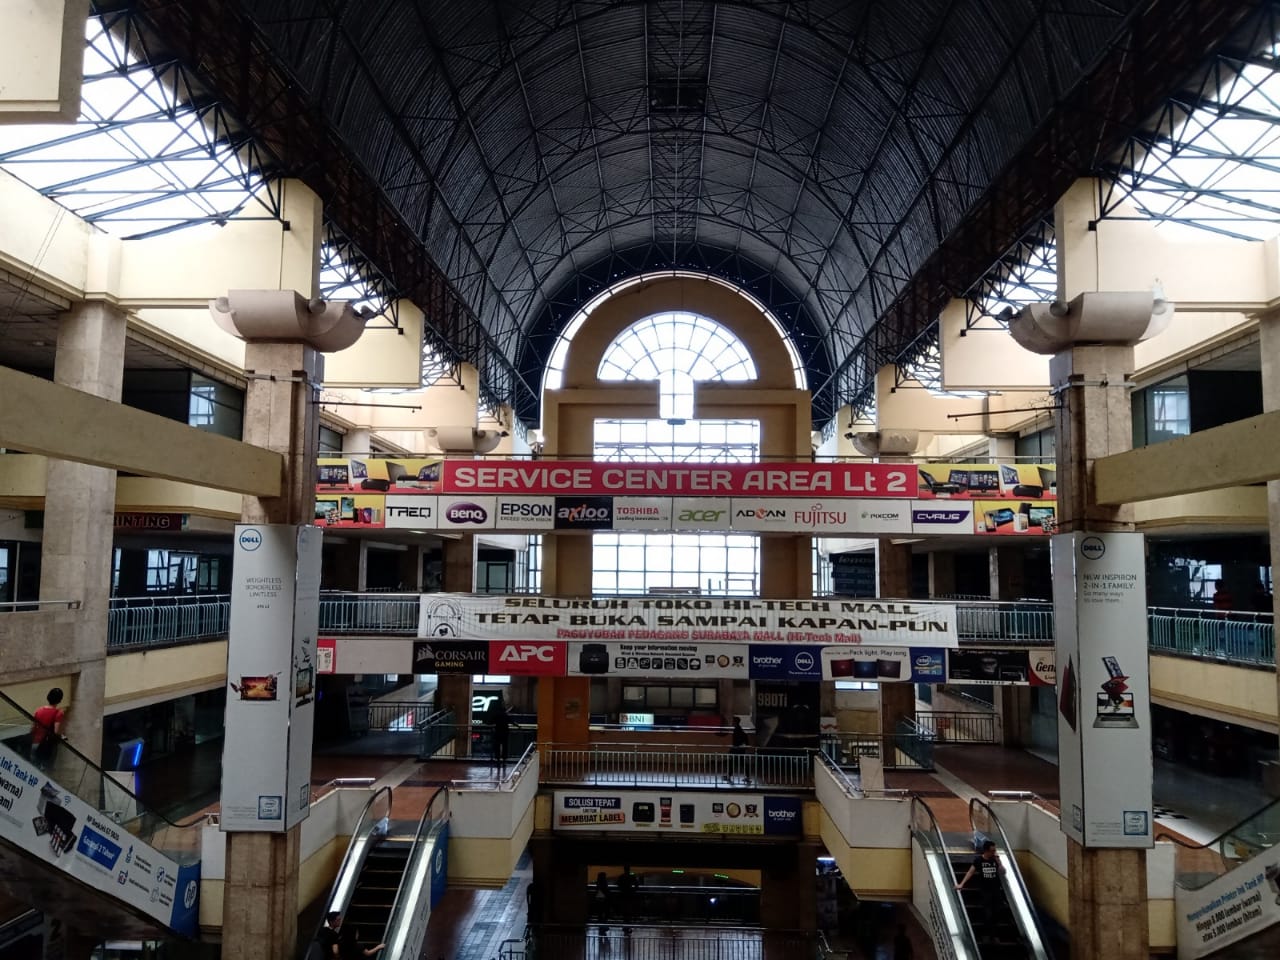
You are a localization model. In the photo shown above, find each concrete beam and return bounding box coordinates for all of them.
[1095,409,1280,504]
[0,365,282,496]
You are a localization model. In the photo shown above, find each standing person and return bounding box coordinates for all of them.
[725,717,750,783]
[617,865,639,924]
[338,923,385,958]
[486,695,511,766]
[955,840,1004,926]
[29,688,66,770]
[593,870,612,926]
[892,923,915,959]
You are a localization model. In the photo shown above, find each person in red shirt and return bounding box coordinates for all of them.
[30,687,66,769]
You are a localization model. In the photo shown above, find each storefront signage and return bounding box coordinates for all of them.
[417,594,960,647]
[0,743,199,935]
[946,648,1055,686]
[552,790,803,835]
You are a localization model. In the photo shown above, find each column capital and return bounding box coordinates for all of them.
[210,289,366,352]
[1011,291,1173,355]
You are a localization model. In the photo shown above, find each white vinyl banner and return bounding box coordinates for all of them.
[0,744,199,935]
[221,524,322,832]
[418,594,960,647]
[552,790,803,836]
[1176,846,1280,959]
[1052,532,1153,848]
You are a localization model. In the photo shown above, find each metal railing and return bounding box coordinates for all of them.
[107,593,229,649]
[87,591,1280,673]
[1147,606,1275,667]
[318,591,420,634]
[417,716,538,762]
[0,599,80,612]
[310,784,394,949]
[529,926,816,960]
[538,742,814,789]
[821,727,934,771]
[915,710,997,743]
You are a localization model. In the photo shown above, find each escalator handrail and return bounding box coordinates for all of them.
[910,796,981,960]
[307,784,394,951]
[0,689,202,836]
[382,785,449,960]
[968,797,1054,960]
[1154,794,1280,889]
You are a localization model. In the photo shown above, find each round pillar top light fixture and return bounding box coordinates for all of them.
[1009,290,1174,356]
[209,290,368,352]
[846,430,920,458]
[428,425,509,454]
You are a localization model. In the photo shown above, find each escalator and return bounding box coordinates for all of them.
[1160,795,1280,959]
[949,854,1026,959]
[0,690,201,941]
[966,798,1053,960]
[910,797,982,960]
[310,785,450,960]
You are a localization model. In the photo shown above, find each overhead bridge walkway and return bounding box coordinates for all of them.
[0,690,200,941]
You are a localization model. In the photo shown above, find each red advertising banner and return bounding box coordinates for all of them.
[488,639,568,675]
[441,461,918,498]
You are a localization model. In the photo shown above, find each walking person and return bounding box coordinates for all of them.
[618,864,639,926]
[29,688,66,771]
[486,695,511,766]
[956,840,1004,929]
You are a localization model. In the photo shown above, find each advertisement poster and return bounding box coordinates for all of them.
[748,645,823,681]
[821,645,913,682]
[949,649,1033,684]
[567,641,749,678]
[552,790,802,836]
[317,638,337,674]
[417,594,959,647]
[917,463,1056,501]
[221,524,321,833]
[313,493,385,529]
[0,744,199,935]
[316,456,442,492]
[1176,845,1280,959]
[285,526,322,830]
[1053,532,1153,848]
[972,499,1057,536]
[754,681,820,752]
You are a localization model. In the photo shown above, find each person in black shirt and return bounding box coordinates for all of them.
[956,840,1004,926]
[726,717,750,783]
[593,870,612,926]
[618,865,639,924]
[314,912,342,958]
[486,696,511,766]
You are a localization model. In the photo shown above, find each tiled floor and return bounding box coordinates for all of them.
[422,853,531,960]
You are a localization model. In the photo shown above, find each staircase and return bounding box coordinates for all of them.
[950,855,1029,960]
[343,838,413,940]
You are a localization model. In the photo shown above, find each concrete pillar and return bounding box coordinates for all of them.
[434,674,474,757]
[988,546,1024,601]
[537,536,592,749]
[398,543,422,591]
[222,338,321,960]
[927,552,956,598]
[342,427,372,455]
[443,535,475,592]
[1258,309,1280,726]
[760,534,811,598]
[875,540,912,598]
[329,540,367,591]
[760,841,820,931]
[1050,341,1148,960]
[38,300,126,762]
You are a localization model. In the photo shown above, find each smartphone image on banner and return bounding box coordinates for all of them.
[679,803,696,826]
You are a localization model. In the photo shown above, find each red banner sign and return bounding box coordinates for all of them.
[441,461,917,498]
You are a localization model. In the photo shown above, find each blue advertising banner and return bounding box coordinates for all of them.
[748,645,823,680]
[429,823,449,908]
[908,648,946,683]
[762,796,804,835]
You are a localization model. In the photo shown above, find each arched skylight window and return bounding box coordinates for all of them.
[597,312,757,421]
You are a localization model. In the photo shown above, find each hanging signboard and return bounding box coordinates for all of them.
[220,524,322,832]
[1054,532,1153,848]
[417,593,960,647]
[552,790,803,835]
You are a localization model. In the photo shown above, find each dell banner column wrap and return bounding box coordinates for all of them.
[1052,532,1153,848]
[220,524,324,832]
